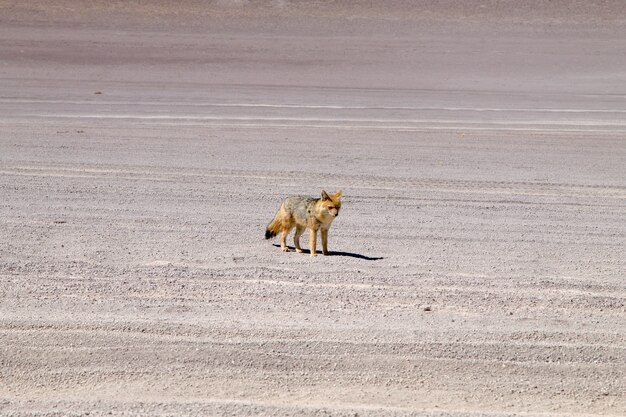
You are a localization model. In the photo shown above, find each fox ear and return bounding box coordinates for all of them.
[321,190,331,201]
[334,191,342,199]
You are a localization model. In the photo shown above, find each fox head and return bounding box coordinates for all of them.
[320,190,342,217]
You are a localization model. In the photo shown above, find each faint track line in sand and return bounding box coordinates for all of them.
[1,320,624,354]
[5,268,623,297]
[2,165,625,198]
[4,98,626,113]
[12,113,626,133]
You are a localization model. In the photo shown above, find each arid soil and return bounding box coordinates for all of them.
[1,2,625,416]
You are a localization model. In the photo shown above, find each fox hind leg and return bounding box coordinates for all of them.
[294,225,305,253]
[280,225,293,252]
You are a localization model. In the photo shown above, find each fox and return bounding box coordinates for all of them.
[265,190,342,257]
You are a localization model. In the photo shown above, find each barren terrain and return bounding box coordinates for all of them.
[1,1,625,416]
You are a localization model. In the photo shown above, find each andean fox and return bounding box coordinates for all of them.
[265,191,342,257]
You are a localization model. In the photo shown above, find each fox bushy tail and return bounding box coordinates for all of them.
[265,215,281,239]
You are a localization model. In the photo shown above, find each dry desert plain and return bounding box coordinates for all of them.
[0,1,625,416]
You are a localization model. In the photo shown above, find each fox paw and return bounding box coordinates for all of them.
[295,248,303,253]
[281,247,289,252]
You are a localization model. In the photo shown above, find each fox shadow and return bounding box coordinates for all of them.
[272,244,383,261]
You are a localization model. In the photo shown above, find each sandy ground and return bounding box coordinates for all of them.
[1,1,625,416]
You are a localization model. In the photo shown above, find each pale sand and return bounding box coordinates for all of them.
[0,2,625,416]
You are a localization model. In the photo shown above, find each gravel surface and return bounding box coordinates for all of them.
[1,2,625,416]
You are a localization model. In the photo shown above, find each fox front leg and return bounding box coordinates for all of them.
[321,228,329,256]
[309,228,317,257]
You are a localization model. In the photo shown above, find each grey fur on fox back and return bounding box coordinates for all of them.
[265,190,342,257]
